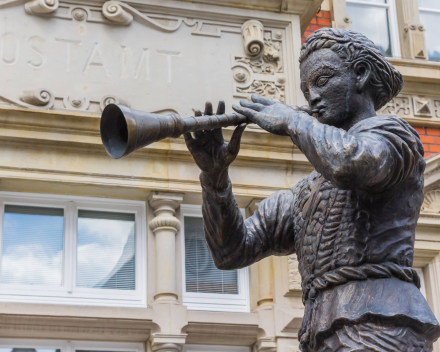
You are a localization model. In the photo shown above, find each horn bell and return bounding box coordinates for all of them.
[100,104,162,159]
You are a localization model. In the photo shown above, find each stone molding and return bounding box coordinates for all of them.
[150,333,187,352]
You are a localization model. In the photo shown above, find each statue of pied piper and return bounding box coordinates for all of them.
[182,28,440,351]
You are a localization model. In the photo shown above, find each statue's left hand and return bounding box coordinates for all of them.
[233,94,311,136]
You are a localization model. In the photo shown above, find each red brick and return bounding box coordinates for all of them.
[310,17,317,25]
[316,11,322,17]
[421,135,435,144]
[429,144,440,153]
[304,31,313,38]
[323,11,331,19]
[425,152,433,158]
[435,136,440,144]
[414,127,426,135]
[301,38,306,44]
[310,24,322,32]
[426,128,440,136]
[317,18,331,26]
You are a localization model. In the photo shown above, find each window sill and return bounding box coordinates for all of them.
[389,58,440,84]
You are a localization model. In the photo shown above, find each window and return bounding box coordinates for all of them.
[0,192,146,307]
[180,205,249,312]
[0,339,144,352]
[419,0,440,62]
[346,0,400,57]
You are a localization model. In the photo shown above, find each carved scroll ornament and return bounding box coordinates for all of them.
[241,20,265,57]
[24,0,58,14]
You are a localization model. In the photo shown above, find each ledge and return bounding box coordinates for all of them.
[389,58,440,84]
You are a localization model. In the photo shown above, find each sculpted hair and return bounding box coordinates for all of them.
[299,28,403,110]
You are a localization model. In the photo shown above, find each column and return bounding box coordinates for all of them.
[330,0,351,30]
[395,0,428,60]
[148,192,183,302]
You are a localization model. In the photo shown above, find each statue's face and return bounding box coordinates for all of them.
[300,48,361,127]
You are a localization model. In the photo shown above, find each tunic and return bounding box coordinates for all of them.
[200,114,440,350]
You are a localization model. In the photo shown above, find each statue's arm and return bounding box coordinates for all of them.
[200,172,297,270]
[287,114,421,192]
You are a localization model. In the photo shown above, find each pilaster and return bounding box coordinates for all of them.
[395,0,428,60]
[329,0,351,30]
[148,192,184,302]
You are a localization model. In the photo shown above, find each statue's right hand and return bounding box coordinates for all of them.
[183,100,246,177]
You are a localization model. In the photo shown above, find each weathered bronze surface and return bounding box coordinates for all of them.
[100,28,440,351]
[184,28,440,351]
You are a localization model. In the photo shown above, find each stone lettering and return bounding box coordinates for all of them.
[1,34,19,65]
[55,38,82,72]
[156,49,181,83]
[120,46,149,80]
[27,36,46,69]
[83,42,109,76]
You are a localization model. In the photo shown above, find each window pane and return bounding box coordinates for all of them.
[348,0,386,3]
[347,4,392,56]
[1,205,64,286]
[184,216,238,294]
[419,0,440,10]
[420,12,440,62]
[77,210,136,290]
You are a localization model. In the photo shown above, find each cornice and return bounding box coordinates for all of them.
[389,58,440,84]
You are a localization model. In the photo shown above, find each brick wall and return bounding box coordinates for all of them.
[302,10,331,45]
[414,127,440,158]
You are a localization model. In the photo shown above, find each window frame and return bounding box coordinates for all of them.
[0,191,147,307]
[0,338,145,352]
[419,3,440,62]
[346,0,401,58]
[180,204,250,312]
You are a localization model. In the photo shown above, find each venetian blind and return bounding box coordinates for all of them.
[76,210,136,290]
[1,205,64,286]
[184,216,238,294]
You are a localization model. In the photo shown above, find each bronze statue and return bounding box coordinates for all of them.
[100,28,440,351]
[184,28,440,351]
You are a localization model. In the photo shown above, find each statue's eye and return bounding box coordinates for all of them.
[316,76,329,87]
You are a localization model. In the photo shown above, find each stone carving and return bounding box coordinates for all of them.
[237,81,285,103]
[434,100,440,118]
[232,29,285,103]
[241,20,265,57]
[102,1,133,25]
[24,0,58,14]
[422,189,440,213]
[379,95,411,116]
[287,254,301,292]
[413,96,432,117]
[20,88,55,108]
[100,95,129,112]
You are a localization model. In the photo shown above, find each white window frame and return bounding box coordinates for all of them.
[180,204,250,312]
[0,191,147,307]
[0,338,144,352]
[419,3,440,61]
[346,0,401,58]
[182,345,250,352]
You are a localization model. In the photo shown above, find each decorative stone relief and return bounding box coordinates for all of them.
[20,88,55,108]
[232,30,285,103]
[422,189,440,213]
[413,96,432,117]
[378,94,440,121]
[287,254,301,292]
[241,20,264,57]
[102,1,133,25]
[379,95,412,117]
[24,0,58,15]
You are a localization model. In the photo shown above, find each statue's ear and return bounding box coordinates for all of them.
[354,61,372,93]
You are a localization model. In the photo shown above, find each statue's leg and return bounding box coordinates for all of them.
[316,322,433,352]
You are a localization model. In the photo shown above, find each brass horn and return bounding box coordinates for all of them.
[100,104,249,159]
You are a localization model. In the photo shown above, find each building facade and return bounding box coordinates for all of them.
[0,0,439,352]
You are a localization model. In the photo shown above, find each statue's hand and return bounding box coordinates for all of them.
[184,101,246,185]
[232,94,310,136]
